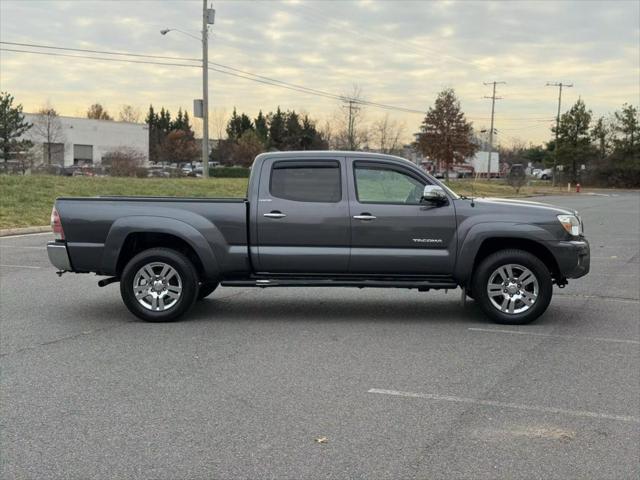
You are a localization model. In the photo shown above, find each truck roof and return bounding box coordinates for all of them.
[254,150,417,167]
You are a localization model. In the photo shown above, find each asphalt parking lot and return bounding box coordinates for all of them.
[1,193,639,479]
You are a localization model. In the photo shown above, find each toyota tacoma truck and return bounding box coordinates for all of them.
[47,151,590,324]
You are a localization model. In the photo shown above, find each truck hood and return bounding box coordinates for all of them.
[472,197,577,216]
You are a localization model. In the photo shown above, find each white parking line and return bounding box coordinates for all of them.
[367,388,640,424]
[0,264,41,269]
[555,293,639,303]
[0,231,51,238]
[468,327,640,345]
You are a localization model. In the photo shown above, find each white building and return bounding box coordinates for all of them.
[22,114,149,167]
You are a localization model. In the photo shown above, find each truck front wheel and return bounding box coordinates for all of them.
[120,248,199,322]
[472,249,553,325]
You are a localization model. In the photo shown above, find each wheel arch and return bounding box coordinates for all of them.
[455,225,561,286]
[102,216,221,281]
[472,238,560,279]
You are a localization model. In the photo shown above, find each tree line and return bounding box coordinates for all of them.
[1,89,638,186]
[496,100,639,187]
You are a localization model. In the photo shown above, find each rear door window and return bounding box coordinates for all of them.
[270,161,341,203]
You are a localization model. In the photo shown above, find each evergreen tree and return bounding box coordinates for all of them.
[182,111,193,135]
[268,107,286,150]
[300,115,328,150]
[254,110,268,142]
[226,108,253,141]
[613,103,639,153]
[172,108,185,131]
[554,98,595,182]
[0,92,32,162]
[414,88,478,182]
[284,111,302,150]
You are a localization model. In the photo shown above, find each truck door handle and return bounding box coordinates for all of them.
[263,211,287,218]
[353,213,376,221]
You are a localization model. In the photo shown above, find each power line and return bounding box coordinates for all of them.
[0,41,203,63]
[0,41,558,122]
[1,41,434,114]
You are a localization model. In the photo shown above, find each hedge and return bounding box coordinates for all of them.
[209,166,251,178]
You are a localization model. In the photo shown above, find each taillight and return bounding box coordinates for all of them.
[51,206,65,240]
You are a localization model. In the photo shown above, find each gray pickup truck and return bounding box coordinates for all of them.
[47,151,590,324]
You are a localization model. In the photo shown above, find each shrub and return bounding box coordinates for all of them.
[582,166,640,188]
[102,147,146,177]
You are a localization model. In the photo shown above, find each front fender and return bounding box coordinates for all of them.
[101,215,221,280]
[454,222,556,285]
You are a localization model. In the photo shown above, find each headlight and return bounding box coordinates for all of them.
[557,214,582,236]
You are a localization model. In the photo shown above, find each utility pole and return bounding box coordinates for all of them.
[344,98,360,150]
[201,0,212,178]
[546,82,573,186]
[483,81,505,179]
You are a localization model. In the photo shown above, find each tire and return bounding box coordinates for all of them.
[120,248,199,322]
[197,282,219,300]
[541,174,549,180]
[472,249,552,325]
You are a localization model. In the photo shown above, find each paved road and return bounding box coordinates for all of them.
[1,193,639,480]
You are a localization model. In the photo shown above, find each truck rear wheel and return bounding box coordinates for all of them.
[120,248,198,322]
[472,249,552,325]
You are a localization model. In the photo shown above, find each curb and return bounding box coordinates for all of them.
[0,226,50,237]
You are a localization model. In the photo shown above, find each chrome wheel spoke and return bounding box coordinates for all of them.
[519,271,535,286]
[488,263,539,315]
[165,269,177,282]
[521,291,537,306]
[135,290,149,300]
[133,261,182,312]
[500,297,510,312]
[160,264,171,278]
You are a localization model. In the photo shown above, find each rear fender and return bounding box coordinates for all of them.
[102,216,222,280]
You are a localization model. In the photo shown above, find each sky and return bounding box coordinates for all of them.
[0,0,638,146]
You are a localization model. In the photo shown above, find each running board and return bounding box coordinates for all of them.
[221,278,458,290]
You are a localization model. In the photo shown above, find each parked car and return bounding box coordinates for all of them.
[47,151,590,324]
[536,168,553,180]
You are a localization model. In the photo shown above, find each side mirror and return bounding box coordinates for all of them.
[421,185,448,205]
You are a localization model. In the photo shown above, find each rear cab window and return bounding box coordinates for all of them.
[270,161,342,203]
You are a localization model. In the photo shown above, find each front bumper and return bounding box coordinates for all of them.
[47,241,72,271]
[548,239,590,279]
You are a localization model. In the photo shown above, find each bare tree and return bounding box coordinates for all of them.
[87,103,113,120]
[371,114,405,154]
[210,107,227,140]
[118,105,141,123]
[31,106,65,165]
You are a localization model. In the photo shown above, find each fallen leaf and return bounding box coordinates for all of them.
[314,437,328,444]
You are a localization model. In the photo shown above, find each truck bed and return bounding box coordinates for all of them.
[56,196,249,276]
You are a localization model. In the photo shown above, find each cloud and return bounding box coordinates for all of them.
[0,0,637,145]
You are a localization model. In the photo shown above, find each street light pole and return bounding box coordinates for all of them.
[201,0,209,179]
